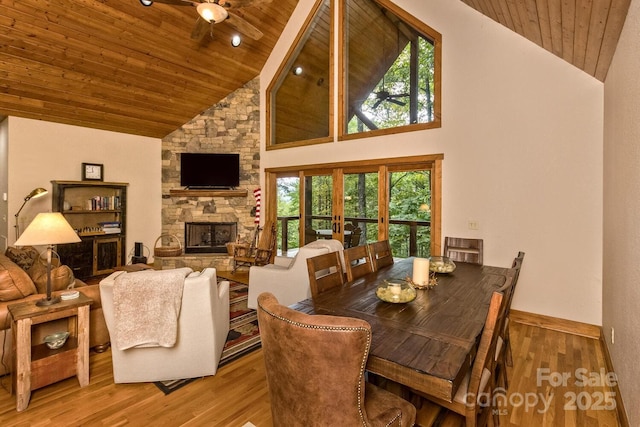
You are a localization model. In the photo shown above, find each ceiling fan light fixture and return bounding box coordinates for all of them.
[197,3,228,24]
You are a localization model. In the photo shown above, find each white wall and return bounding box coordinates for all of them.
[260,0,604,324]
[6,117,162,263]
[603,0,640,423]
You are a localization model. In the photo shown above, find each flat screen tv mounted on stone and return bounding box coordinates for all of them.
[180,153,240,189]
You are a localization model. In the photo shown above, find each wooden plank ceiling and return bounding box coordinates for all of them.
[0,0,632,138]
[461,0,631,82]
[0,0,297,138]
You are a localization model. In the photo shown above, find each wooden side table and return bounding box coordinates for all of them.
[9,293,93,412]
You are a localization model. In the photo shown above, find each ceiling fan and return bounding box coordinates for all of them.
[139,0,266,41]
[372,90,409,108]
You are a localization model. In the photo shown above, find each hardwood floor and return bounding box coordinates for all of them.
[0,321,621,426]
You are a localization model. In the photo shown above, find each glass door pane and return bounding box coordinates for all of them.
[343,171,378,247]
[388,169,431,258]
[276,176,301,255]
[304,174,333,244]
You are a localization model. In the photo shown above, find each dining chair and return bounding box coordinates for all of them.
[411,288,509,427]
[443,237,484,265]
[257,292,417,427]
[368,239,394,271]
[306,251,345,297]
[496,251,524,389]
[343,244,373,282]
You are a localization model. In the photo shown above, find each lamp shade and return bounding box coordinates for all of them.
[197,2,228,23]
[26,187,48,201]
[15,212,81,246]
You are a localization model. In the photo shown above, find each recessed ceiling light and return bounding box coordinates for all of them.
[139,0,153,6]
[231,35,242,47]
[293,66,303,76]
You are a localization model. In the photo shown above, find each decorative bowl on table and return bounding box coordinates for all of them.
[376,279,417,303]
[429,256,456,273]
[44,331,69,350]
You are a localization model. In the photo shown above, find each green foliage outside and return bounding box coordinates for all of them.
[277,170,431,257]
[348,35,436,133]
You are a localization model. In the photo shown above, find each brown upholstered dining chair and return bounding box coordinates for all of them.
[343,244,373,282]
[368,239,394,271]
[257,292,417,427]
[306,251,345,297]
[443,237,484,265]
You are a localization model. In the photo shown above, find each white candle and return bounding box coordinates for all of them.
[390,283,402,296]
[413,257,430,285]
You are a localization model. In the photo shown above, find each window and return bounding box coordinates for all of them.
[266,0,441,148]
[341,0,441,138]
[267,155,443,257]
[267,0,332,148]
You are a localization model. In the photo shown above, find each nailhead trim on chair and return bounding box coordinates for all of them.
[259,301,373,427]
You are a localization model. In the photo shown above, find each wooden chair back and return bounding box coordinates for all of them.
[306,251,345,297]
[443,237,484,265]
[343,223,362,248]
[368,240,394,271]
[254,221,277,265]
[343,245,373,282]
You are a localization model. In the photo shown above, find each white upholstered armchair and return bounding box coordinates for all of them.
[99,267,230,383]
[247,239,344,309]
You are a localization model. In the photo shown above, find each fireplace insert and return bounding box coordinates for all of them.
[184,222,237,254]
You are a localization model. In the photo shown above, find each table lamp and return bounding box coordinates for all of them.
[14,212,81,306]
[14,187,48,239]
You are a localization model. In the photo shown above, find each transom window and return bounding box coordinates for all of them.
[266,0,441,149]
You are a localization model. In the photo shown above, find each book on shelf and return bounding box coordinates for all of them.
[85,196,121,211]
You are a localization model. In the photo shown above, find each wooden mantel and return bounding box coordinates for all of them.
[168,189,248,198]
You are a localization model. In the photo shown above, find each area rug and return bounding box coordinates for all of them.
[154,279,261,395]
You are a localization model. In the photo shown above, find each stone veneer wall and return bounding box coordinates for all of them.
[159,78,260,271]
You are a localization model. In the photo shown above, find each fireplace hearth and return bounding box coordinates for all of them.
[185,222,237,254]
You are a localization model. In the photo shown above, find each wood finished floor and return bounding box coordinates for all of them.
[0,321,621,426]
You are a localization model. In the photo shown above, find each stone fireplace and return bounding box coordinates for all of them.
[185,222,237,254]
[158,78,260,271]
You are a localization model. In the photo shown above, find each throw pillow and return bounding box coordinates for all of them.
[28,259,76,294]
[5,246,39,271]
[0,254,37,301]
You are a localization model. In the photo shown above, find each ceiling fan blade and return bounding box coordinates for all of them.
[388,99,406,106]
[226,13,263,40]
[190,17,211,41]
[373,99,383,109]
[146,0,197,5]
[389,93,410,98]
[223,0,274,8]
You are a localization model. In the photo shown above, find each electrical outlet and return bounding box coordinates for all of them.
[611,327,615,344]
[468,220,479,230]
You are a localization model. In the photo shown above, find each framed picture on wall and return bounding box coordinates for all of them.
[82,163,104,181]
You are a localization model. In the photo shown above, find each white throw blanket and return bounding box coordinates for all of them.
[113,269,190,350]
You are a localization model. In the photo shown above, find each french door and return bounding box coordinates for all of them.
[265,155,442,257]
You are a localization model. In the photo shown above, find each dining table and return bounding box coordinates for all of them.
[290,257,512,402]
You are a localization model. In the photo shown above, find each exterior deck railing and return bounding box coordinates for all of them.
[276,215,431,257]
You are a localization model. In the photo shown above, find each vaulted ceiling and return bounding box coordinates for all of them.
[0,0,632,139]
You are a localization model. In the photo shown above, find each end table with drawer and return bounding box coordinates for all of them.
[9,293,93,411]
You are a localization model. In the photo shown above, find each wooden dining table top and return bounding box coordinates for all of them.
[290,257,511,402]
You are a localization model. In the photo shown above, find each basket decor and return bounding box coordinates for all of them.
[153,234,182,257]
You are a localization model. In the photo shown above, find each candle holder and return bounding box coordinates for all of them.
[406,271,439,290]
[376,279,417,303]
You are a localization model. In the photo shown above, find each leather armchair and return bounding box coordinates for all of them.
[99,267,229,383]
[257,292,416,427]
[246,239,344,310]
